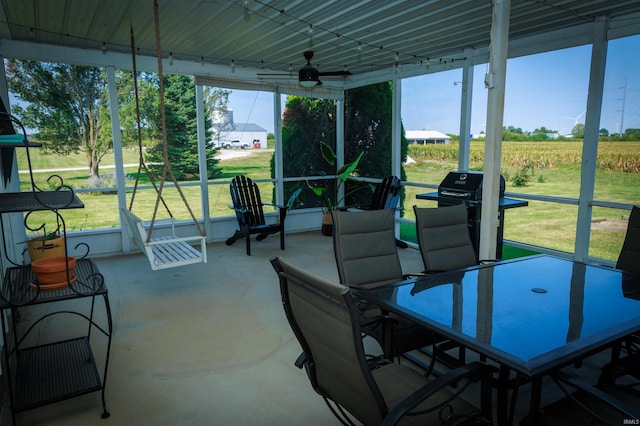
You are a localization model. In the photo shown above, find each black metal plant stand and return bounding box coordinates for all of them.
[0,112,112,424]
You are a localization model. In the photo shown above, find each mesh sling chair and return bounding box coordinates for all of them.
[271,256,493,426]
[413,204,479,274]
[331,208,445,360]
[616,205,640,275]
[599,205,640,388]
[226,175,287,255]
[413,204,484,365]
[351,176,407,248]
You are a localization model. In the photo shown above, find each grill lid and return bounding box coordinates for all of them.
[438,171,505,201]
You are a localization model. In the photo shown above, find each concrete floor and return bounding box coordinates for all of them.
[5,231,424,426]
[4,231,634,425]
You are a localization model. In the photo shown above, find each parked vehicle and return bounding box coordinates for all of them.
[222,140,250,149]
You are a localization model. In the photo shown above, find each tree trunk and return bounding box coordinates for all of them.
[87,149,99,177]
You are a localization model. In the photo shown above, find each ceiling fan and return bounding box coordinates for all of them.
[258,51,351,87]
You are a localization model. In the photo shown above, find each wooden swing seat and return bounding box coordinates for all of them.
[121,208,207,270]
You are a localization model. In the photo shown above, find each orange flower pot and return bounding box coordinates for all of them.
[31,256,76,289]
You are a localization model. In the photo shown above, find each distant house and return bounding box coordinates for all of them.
[211,110,268,149]
[405,130,451,145]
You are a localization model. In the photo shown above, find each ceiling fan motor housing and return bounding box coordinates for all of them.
[299,64,319,86]
[299,51,320,86]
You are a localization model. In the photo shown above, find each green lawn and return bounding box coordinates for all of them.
[15,143,638,262]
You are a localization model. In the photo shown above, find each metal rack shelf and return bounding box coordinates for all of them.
[1,258,106,307]
[0,110,111,424]
[0,259,112,423]
[0,191,84,214]
[13,337,102,412]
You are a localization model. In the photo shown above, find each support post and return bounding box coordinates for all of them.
[574,17,608,262]
[479,0,511,262]
[458,50,474,171]
[107,66,130,252]
[273,88,284,205]
[195,83,211,240]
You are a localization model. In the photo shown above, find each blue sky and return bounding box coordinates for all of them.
[229,34,639,136]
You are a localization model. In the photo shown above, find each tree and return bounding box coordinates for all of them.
[278,82,409,210]
[504,125,524,134]
[145,74,220,180]
[599,128,609,137]
[344,82,408,208]
[116,70,161,148]
[6,60,110,177]
[572,123,585,139]
[533,126,554,134]
[279,96,337,208]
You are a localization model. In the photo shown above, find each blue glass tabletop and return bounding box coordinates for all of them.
[358,255,640,376]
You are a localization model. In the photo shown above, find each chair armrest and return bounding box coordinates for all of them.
[402,272,426,279]
[551,371,640,421]
[262,202,285,209]
[360,314,390,328]
[346,284,371,292]
[228,205,250,214]
[382,361,493,426]
[261,203,288,221]
[294,352,306,369]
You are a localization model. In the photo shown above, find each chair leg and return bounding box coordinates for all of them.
[226,227,248,246]
[395,238,408,249]
[599,341,623,387]
[280,228,285,250]
[245,232,251,255]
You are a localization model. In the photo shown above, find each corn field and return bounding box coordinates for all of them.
[407,141,640,173]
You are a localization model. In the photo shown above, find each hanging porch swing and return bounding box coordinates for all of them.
[122,1,207,270]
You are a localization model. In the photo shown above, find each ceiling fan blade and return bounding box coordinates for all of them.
[258,52,348,86]
[257,73,294,77]
[318,70,352,76]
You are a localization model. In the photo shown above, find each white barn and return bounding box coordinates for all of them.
[211,110,268,149]
[405,130,451,145]
[225,123,268,149]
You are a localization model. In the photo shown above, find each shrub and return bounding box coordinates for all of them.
[85,173,132,194]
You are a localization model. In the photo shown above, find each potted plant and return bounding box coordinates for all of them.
[310,142,364,235]
[27,229,66,262]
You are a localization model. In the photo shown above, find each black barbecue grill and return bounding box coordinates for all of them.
[416,171,527,259]
[437,171,505,205]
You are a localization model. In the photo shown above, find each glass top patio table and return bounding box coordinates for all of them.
[356,254,640,377]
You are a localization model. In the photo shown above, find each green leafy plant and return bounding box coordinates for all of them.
[286,186,303,210]
[511,161,534,187]
[310,142,364,211]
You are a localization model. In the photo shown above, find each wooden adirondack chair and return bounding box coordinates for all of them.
[225,175,287,255]
[370,175,402,210]
[356,176,407,248]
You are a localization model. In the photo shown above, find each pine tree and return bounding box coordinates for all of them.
[146,74,221,180]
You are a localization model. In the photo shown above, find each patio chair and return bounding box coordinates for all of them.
[352,176,407,248]
[413,204,479,273]
[616,205,640,274]
[270,256,493,426]
[598,206,640,387]
[535,371,640,425]
[225,175,286,256]
[331,208,444,359]
[363,175,403,211]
